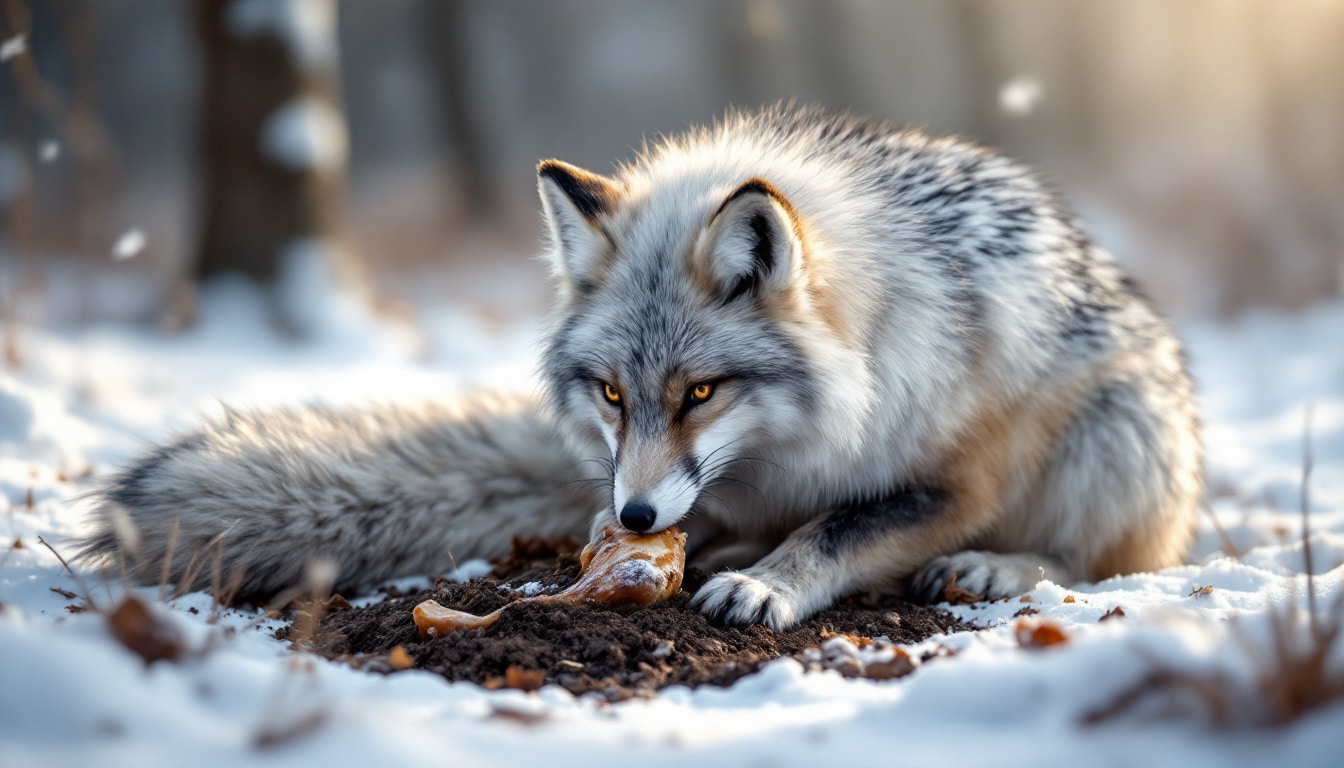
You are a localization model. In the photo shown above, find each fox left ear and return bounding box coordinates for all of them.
[697,179,801,303]
[537,160,621,295]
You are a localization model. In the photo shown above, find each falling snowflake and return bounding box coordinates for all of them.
[999,77,1044,118]
[0,34,25,62]
[113,229,146,260]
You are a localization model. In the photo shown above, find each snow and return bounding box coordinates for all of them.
[1,278,1342,765]
[227,0,336,71]
[260,97,348,172]
[112,229,146,260]
[0,33,24,62]
[999,76,1044,118]
[39,139,60,163]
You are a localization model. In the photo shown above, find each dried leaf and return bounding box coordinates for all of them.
[1188,585,1215,598]
[11,538,24,550]
[489,704,549,726]
[820,628,876,648]
[387,645,414,670]
[1014,606,1040,618]
[942,573,985,605]
[107,595,185,664]
[862,647,916,680]
[1100,606,1126,622]
[254,710,327,749]
[1063,595,1077,604]
[49,587,77,599]
[1015,619,1070,649]
[505,666,545,692]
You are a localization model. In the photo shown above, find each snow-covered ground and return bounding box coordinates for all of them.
[1,279,1342,767]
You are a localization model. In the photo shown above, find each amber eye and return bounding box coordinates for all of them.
[689,383,714,403]
[602,382,622,405]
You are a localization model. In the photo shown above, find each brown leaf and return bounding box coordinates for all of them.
[326,594,352,612]
[254,710,328,749]
[65,604,88,614]
[820,628,875,648]
[489,704,549,726]
[50,587,77,599]
[387,645,414,670]
[107,595,186,664]
[1188,585,1214,598]
[1100,606,1126,622]
[505,666,545,692]
[11,538,24,549]
[862,647,916,680]
[942,573,985,605]
[1063,595,1077,604]
[1014,606,1040,618]
[1015,619,1070,649]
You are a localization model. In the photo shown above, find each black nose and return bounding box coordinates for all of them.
[619,501,657,532]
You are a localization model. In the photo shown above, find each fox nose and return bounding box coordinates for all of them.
[619,501,657,533]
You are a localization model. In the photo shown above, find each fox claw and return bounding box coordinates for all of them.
[691,570,800,631]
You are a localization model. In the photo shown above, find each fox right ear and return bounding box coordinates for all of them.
[538,160,620,294]
[696,179,802,304]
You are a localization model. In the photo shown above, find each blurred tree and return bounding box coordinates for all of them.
[422,0,496,224]
[195,0,366,332]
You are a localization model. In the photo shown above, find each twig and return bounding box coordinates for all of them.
[37,535,98,612]
[1201,501,1242,561]
[1300,405,1317,637]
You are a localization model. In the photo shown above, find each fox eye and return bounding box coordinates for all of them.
[601,382,622,405]
[689,383,714,404]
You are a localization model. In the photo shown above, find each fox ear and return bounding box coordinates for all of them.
[698,179,801,303]
[538,160,620,293]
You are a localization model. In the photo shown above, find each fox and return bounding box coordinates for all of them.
[78,105,1203,630]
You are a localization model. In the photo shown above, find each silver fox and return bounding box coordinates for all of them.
[79,106,1203,630]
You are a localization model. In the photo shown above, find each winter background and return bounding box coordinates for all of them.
[2,1,1342,766]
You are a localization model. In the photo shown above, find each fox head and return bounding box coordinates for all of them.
[536,158,866,534]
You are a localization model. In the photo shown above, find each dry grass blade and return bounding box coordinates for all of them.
[1300,405,1317,635]
[157,517,181,603]
[37,535,98,611]
[1084,411,1344,728]
[286,559,339,652]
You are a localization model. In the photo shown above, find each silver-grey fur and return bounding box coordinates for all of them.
[78,395,603,600]
[80,105,1202,628]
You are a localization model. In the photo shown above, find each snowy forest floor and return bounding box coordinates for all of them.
[1,279,1342,767]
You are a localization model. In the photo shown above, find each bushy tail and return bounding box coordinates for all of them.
[76,394,605,601]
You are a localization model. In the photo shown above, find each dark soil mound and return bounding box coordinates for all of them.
[295,539,974,701]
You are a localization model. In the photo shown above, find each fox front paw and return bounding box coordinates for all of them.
[909,551,1057,604]
[690,570,802,631]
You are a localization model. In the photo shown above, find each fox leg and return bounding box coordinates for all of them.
[911,375,1201,604]
[691,486,998,630]
[907,550,1073,603]
[692,387,1096,629]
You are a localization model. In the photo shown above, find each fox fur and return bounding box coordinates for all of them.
[79,105,1202,629]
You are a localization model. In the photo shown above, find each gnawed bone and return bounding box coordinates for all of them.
[413,526,687,638]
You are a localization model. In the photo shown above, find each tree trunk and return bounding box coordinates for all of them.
[194,0,363,332]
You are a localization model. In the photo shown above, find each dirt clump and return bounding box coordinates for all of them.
[298,540,973,701]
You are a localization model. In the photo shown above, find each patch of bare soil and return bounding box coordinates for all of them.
[294,539,973,701]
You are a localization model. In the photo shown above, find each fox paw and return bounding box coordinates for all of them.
[909,551,1060,604]
[691,570,801,631]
